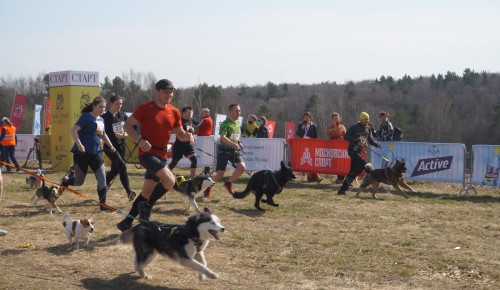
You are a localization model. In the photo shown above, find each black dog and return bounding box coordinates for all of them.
[356,159,416,198]
[233,161,296,210]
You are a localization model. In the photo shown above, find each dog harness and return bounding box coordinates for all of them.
[265,170,283,194]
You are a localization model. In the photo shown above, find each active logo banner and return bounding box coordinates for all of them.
[369,142,466,183]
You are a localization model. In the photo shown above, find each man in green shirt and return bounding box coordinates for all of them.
[204,103,246,197]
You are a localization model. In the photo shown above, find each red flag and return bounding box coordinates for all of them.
[45,97,51,131]
[10,93,26,128]
[285,121,295,143]
[266,120,276,138]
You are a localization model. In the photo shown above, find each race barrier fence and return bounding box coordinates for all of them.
[13,134,499,194]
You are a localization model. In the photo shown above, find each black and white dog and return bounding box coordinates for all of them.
[233,161,296,211]
[173,174,215,213]
[120,208,225,280]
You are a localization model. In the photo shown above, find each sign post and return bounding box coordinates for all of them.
[48,70,99,171]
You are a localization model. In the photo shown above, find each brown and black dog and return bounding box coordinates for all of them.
[31,179,64,214]
[356,159,416,199]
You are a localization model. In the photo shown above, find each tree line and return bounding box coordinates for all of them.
[1,68,499,148]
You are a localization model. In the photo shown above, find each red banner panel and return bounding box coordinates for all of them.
[267,120,276,138]
[10,93,26,128]
[289,138,366,175]
[285,121,295,144]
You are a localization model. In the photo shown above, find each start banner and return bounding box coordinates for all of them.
[368,142,466,183]
[289,138,356,175]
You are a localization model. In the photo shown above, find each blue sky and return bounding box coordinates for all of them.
[1,0,499,88]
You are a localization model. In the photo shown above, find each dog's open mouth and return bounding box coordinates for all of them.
[209,229,221,240]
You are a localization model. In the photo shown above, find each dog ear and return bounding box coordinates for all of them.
[204,207,211,214]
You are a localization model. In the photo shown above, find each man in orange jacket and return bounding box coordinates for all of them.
[0,117,20,172]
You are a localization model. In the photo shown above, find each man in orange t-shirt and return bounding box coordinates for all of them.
[117,79,193,231]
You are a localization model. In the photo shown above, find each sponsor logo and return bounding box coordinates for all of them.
[80,92,90,109]
[300,147,348,167]
[410,156,453,177]
[300,148,313,166]
[428,145,440,155]
[56,93,64,110]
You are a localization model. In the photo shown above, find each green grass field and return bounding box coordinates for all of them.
[0,164,499,290]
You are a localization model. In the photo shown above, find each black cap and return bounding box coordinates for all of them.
[155,79,175,90]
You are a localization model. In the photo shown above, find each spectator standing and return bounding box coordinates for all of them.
[376,111,394,141]
[0,118,21,172]
[337,112,381,195]
[296,112,318,139]
[256,116,269,138]
[194,108,213,174]
[241,114,259,138]
[296,112,321,183]
[326,112,347,184]
[102,94,136,201]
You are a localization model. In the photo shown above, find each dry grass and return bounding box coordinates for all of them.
[0,164,499,290]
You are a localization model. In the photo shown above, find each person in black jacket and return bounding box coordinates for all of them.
[102,94,136,201]
[337,112,381,195]
[256,116,269,138]
[296,111,317,139]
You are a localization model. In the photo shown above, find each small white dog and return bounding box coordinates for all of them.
[61,211,95,250]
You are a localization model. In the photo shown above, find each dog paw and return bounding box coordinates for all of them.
[271,203,279,207]
[255,205,266,211]
[140,273,152,280]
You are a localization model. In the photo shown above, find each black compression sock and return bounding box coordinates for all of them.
[147,183,168,206]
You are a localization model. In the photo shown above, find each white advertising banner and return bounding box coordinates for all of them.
[16,134,35,159]
[238,138,286,171]
[168,135,215,168]
[33,104,42,135]
[471,145,500,186]
[369,142,466,183]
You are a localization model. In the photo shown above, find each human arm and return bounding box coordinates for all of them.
[124,115,151,152]
[70,124,85,152]
[173,126,194,143]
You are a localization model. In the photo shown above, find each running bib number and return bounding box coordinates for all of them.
[113,121,125,134]
[96,120,105,135]
[230,132,240,143]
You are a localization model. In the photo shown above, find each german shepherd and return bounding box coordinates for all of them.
[120,208,225,280]
[356,159,416,199]
[173,174,215,213]
[233,161,296,211]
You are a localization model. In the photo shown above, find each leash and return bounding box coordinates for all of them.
[365,145,389,162]
[195,146,253,176]
[1,160,148,224]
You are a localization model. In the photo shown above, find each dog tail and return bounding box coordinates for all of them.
[233,187,251,199]
[62,211,70,227]
[365,163,374,173]
[120,230,133,244]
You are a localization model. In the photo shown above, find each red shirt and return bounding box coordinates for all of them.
[133,101,181,158]
[196,115,213,136]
